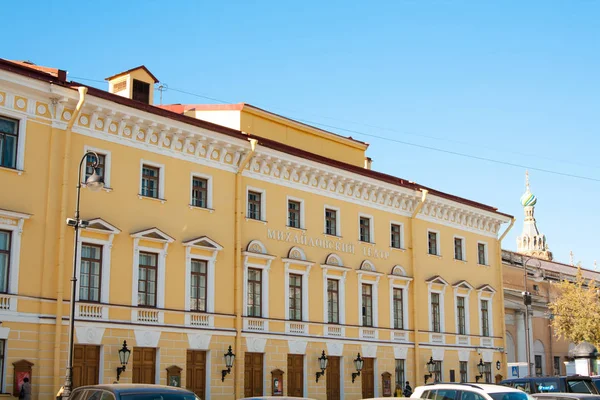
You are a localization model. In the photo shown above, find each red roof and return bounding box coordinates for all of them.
[5,60,66,81]
[105,65,159,83]
[0,58,512,220]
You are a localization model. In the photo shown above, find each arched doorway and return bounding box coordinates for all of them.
[534,340,545,376]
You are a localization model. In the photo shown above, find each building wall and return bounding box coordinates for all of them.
[0,65,510,399]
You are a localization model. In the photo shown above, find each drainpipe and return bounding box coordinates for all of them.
[410,189,427,385]
[547,284,554,375]
[234,138,257,399]
[53,87,87,390]
[497,217,515,380]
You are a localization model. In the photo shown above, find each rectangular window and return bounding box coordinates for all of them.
[288,200,301,228]
[484,362,492,383]
[0,230,10,293]
[359,217,371,242]
[457,296,466,335]
[393,288,404,329]
[478,243,487,265]
[433,361,442,382]
[79,244,102,302]
[395,359,405,389]
[190,259,207,312]
[454,238,464,261]
[535,355,542,376]
[85,153,106,182]
[431,292,441,333]
[481,299,489,337]
[247,268,262,317]
[553,356,561,375]
[191,177,208,208]
[327,279,339,324]
[325,209,337,236]
[428,231,438,255]
[138,252,157,307]
[247,191,262,220]
[0,116,18,169]
[391,224,402,249]
[141,165,160,198]
[289,274,302,321]
[132,79,150,104]
[362,283,373,327]
[460,361,468,383]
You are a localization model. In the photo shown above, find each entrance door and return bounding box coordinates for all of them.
[244,353,263,397]
[186,350,206,399]
[133,347,156,384]
[326,356,340,400]
[73,345,100,388]
[287,354,303,397]
[361,358,375,399]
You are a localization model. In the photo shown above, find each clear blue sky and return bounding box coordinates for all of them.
[3,1,599,267]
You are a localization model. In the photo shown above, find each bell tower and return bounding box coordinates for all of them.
[516,171,552,260]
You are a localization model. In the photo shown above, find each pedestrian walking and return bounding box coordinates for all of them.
[20,377,31,400]
[403,381,413,397]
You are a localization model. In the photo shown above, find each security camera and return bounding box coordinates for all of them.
[66,218,77,227]
[79,220,89,228]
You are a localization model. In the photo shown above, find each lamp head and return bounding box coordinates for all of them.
[85,169,104,192]
[426,357,436,374]
[224,346,235,369]
[118,340,131,366]
[477,359,485,375]
[318,351,328,370]
[354,353,364,372]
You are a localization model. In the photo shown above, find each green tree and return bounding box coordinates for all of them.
[548,268,600,347]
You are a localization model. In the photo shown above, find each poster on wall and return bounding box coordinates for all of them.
[16,371,30,391]
[273,378,282,395]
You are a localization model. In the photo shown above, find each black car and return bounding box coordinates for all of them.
[69,384,200,400]
[500,377,600,395]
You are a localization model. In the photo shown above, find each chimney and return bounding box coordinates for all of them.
[364,157,373,170]
[105,66,159,105]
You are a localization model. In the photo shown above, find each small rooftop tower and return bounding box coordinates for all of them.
[105,66,158,105]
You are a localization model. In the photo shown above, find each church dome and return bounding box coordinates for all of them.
[520,189,537,207]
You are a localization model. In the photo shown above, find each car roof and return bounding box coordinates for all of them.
[417,383,525,393]
[532,395,600,399]
[72,384,194,394]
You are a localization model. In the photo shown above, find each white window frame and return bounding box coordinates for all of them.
[427,278,448,336]
[324,205,341,236]
[185,255,215,313]
[477,291,495,337]
[389,221,405,250]
[189,172,213,209]
[286,196,305,229]
[243,261,271,318]
[357,272,380,328]
[139,159,165,200]
[389,283,410,330]
[0,110,27,172]
[131,230,174,309]
[358,213,375,243]
[284,266,311,322]
[427,229,441,256]
[246,185,267,222]
[75,238,113,304]
[477,241,489,266]
[83,145,112,190]
[0,209,30,298]
[453,235,466,261]
[321,265,347,326]
[454,294,470,335]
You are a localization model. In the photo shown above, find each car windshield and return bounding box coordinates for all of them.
[488,392,533,400]
[121,394,200,400]
[568,379,598,394]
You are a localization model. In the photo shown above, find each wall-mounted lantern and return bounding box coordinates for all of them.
[475,358,485,383]
[116,341,131,382]
[221,346,235,382]
[316,351,328,383]
[352,353,364,383]
[496,360,501,371]
[424,357,435,384]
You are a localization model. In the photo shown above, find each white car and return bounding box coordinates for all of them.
[411,383,534,400]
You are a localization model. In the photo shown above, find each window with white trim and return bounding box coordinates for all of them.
[428,230,439,256]
[393,287,404,329]
[191,176,208,208]
[431,292,441,332]
[286,196,306,229]
[325,207,340,236]
[140,161,165,199]
[481,299,490,337]
[0,230,11,293]
[138,251,158,307]
[79,243,102,302]
[456,296,466,335]
[83,146,112,189]
[478,242,488,265]
[0,116,19,169]
[288,274,302,321]
[246,186,266,221]
[327,278,339,324]
[247,268,262,317]
[390,223,403,249]
[190,259,207,312]
[359,215,373,243]
[362,283,373,327]
[0,210,30,296]
[454,237,465,261]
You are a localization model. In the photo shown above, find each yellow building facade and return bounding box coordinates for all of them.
[0,59,512,400]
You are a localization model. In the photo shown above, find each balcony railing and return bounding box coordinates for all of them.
[392,331,408,342]
[286,321,307,335]
[244,318,267,332]
[185,313,213,328]
[0,294,13,311]
[77,303,106,320]
[360,327,378,340]
[325,325,344,337]
[134,308,162,324]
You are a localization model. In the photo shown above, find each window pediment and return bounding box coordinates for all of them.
[183,236,223,251]
[84,218,121,235]
[131,227,174,243]
[426,275,449,286]
[477,284,496,296]
[324,253,344,267]
[452,280,474,291]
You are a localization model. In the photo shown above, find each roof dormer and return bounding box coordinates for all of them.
[105,65,158,105]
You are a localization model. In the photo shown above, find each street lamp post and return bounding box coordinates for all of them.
[522,256,543,378]
[62,151,104,400]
